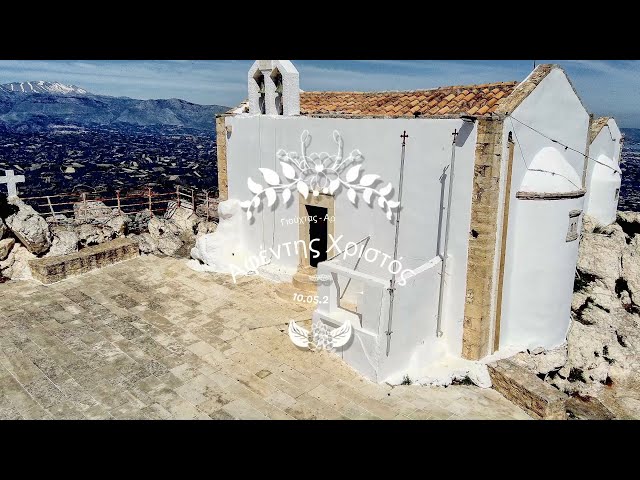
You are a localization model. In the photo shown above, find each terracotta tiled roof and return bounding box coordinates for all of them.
[230,81,519,117]
[299,81,519,117]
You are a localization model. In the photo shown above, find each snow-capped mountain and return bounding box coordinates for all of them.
[0,81,228,132]
[0,81,89,95]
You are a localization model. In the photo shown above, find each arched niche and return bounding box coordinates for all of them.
[271,68,284,115]
[518,146,582,197]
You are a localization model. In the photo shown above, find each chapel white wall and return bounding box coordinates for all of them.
[224,114,478,375]
[499,67,590,351]
[584,118,622,225]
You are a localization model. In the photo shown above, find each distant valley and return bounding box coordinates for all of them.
[0,81,228,132]
[0,81,229,197]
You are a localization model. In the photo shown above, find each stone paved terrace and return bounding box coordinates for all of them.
[0,255,530,420]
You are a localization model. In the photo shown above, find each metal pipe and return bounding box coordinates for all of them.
[385,131,409,356]
[436,130,458,337]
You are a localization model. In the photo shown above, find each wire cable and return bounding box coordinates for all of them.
[507,114,621,174]
[508,116,582,190]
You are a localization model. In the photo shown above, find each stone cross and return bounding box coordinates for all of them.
[0,169,25,198]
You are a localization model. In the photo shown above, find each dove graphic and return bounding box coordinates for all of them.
[288,320,352,352]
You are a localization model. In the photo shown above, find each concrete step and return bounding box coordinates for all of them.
[274,281,320,303]
[292,268,319,293]
[29,238,139,284]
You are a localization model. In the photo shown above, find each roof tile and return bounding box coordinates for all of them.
[288,80,519,117]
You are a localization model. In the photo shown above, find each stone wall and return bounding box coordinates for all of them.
[462,118,505,360]
[488,359,567,420]
[216,115,229,201]
[29,237,139,284]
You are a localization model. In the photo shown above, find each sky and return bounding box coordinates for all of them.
[0,60,638,127]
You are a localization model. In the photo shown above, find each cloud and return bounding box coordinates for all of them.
[0,60,636,127]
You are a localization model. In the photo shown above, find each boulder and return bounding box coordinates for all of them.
[148,216,183,256]
[47,230,79,257]
[0,220,6,239]
[196,220,217,239]
[165,200,197,234]
[129,210,152,235]
[511,344,567,377]
[196,198,220,221]
[535,345,568,375]
[621,236,640,304]
[45,214,71,225]
[581,214,598,234]
[76,223,115,248]
[106,215,128,237]
[4,197,52,255]
[0,238,15,261]
[157,235,184,256]
[617,211,640,237]
[556,319,614,396]
[73,200,112,223]
[577,230,625,291]
[135,233,158,254]
[0,243,35,280]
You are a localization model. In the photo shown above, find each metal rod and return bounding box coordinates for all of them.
[340,236,371,300]
[386,131,408,356]
[116,190,121,215]
[326,235,370,262]
[46,196,56,225]
[147,187,153,213]
[435,130,458,338]
[205,191,210,222]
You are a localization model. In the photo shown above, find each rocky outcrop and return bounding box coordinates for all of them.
[196,221,217,239]
[47,229,79,257]
[133,233,158,254]
[4,197,52,255]
[196,198,220,221]
[148,216,183,256]
[616,211,640,237]
[0,220,7,240]
[73,200,113,224]
[576,222,626,291]
[129,210,152,235]
[76,223,116,248]
[621,236,640,304]
[165,201,199,235]
[0,238,15,261]
[106,215,128,237]
[0,243,35,280]
[513,212,640,418]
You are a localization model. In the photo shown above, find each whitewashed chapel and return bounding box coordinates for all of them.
[201,60,623,383]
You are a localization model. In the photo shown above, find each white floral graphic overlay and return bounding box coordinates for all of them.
[241,130,400,221]
[288,320,352,352]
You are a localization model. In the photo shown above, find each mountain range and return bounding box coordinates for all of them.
[0,81,229,132]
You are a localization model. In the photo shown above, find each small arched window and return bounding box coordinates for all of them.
[271,69,284,115]
[254,72,266,114]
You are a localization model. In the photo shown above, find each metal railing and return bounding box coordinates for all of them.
[21,185,219,225]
